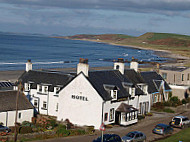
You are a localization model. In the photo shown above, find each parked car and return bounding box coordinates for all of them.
[170,116,190,129]
[93,134,121,142]
[122,131,146,142]
[152,123,173,135]
[0,125,11,133]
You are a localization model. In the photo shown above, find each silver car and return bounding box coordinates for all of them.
[152,123,173,135]
[122,131,146,142]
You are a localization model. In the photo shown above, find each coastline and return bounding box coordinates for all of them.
[64,38,190,66]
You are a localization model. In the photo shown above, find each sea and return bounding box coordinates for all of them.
[0,32,167,71]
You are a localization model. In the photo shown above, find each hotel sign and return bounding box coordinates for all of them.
[71,95,88,101]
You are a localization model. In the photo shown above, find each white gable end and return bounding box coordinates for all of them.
[57,73,103,129]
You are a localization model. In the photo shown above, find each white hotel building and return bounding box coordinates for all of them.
[17,58,151,129]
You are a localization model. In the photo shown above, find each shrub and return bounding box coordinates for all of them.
[163,101,172,107]
[138,114,145,120]
[168,92,172,99]
[170,96,180,107]
[84,126,95,133]
[56,124,70,137]
[19,126,33,134]
[146,112,153,116]
[22,121,32,127]
[47,119,57,129]
[152,102,164,110]
[182,99,187,104]
[163,108,175,113]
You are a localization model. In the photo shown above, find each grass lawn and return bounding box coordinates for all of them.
[157,127,190,142]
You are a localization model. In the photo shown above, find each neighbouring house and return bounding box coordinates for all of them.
[16,58,150,129]
[0,91,34,127]
[159,66,190,100]
[140,71,171,105]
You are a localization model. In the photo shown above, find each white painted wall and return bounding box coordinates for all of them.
[57,73,103,129]
[0,109,33,127]
[0,112,7,126]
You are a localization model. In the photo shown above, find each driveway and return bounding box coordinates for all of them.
[33,110,190,142]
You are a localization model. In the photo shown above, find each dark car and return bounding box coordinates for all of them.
[152,123,173,135]
[122,131,146,142]
[0,125,11,133]
[93,134,122,142]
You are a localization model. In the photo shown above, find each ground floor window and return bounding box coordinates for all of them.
[34,100,38,107]
[104,113,108,121]
[109,108,114,122]
[18,112,22,119]
[125,111,138,122]
[42,101,47,109]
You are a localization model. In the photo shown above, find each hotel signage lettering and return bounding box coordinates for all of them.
[71,95,88,101]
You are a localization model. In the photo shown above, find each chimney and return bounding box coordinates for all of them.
[77,58,89,77]
[130,57,138,72]
[114,58,125,74]
[156,63,160,73]
[26,59,32,72]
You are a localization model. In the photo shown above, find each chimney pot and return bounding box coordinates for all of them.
[79,58,88,64]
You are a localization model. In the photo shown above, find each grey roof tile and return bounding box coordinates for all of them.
[0,91,33,112]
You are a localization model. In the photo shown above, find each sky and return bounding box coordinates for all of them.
[0,0,190,36]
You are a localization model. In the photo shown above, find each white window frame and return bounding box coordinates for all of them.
[54,87,60,94]
[24,83,30,91]
[34,100,38,108]
[109,108,114,122]
[111,90,117,100]
[43,86,48,94]
[130,87,135,97]
[37,84,42,92]
[56,103,59,112]
[42,101,47,109]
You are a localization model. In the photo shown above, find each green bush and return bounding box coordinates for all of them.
[56,124,70,137]
[146,112,153,116]
[163,108,175,113]
[152,102,164,110]
[47,119,57,129]
[168,92,172,99]
[138,114,145,120]
[182,99,187,104]
[19,126,33,134]
[163,101,172,106]
[170,96,181,107]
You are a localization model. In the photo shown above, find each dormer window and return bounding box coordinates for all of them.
[130,87,135,97]
[54,87,60,94]
[111,89,117,100]
[37,85,42,92]
[24,83,30,91]
[43,86,48,94]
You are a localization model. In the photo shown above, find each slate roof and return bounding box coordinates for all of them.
[88,70,132,101]
[140,71,171,94]
[0,91,33,112]
[18,70,75,92]
[124,69,145,84]
[160,66,190,72]
[124,69,146,95]
[116,103,138,113]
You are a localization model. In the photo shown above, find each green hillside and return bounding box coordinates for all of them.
[58,32,190,58]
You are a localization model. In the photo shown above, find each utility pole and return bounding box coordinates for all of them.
[14,82,21,142]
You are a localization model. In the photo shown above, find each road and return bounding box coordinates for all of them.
[33,110,190,142]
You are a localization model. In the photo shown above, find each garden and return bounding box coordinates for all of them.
[0,115,95,142]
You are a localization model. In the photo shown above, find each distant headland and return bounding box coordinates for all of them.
[55,32,190,67]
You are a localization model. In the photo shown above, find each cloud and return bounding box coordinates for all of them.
[1,0,190,16]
